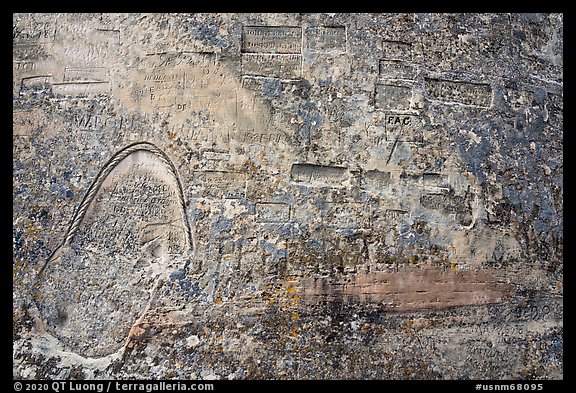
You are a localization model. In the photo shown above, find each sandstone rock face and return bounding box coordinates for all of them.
[13,13,562,380]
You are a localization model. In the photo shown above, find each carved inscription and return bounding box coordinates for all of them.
[241,53,302,79]
[202,150,230,161]
[35,143,190,358]
[363,170,391,188]
[13,109,42,136]
[421,32,480,73]
[134,52,237,111]
[379,113,424,142]
[193,171,246,199]
[189,127,230,144]
[20,75,52,92]
[256,202,291,223]
[299,268,513,311]
[422,173,449,193]
[239,131,284,144]
[139,70,185,107]
[291,163,348,187]
[13,61,37,71]
[375,84,412,111]
[379,60,415,80]
[13,19,56,45]
[74,113,139,132]
[381,40,412,60]
[241,26,301,54]
[420,192,473,225]
[94,28,120,44]
[53,81,110,95]
[505,87,535,110]
[324,202,363,229]
[385,208,408,220]
[64,67,108,82]
[425,78,492,107]
[306,26,347,52]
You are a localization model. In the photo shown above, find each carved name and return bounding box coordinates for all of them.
[380,113,424,142]
[375,84,412,111]
[241,53,302,79]
[193,171,246,199]
[64,67,108,82]
[20,75,52,92]
[256,202,291,223]
[13,20,56,45]
[323,202,363,229]
[306,26,347,52]
[242,26,302,54]
[425,78,492,107]
[381,40,412,60]
[420,192,474,225]
[379,60,415,80]
[363,170,391,188]
[291,163,348,187]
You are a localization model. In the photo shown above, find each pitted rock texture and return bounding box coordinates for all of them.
[13,13,562,380]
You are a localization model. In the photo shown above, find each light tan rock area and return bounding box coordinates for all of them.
[13,13,562,379]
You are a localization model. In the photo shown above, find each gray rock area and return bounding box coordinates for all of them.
[13,13,562,380]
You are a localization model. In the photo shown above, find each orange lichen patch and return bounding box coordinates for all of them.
[263,282,301,308]
[297,266,513,312]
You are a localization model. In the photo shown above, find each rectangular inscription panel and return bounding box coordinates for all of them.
[379,60,415,80]
[291,163,348,187]
[324,202,363,229]
[256,203,291,223]
[13,61,37,72]
[306,26,346,52]
[422,173,449,190]
[381,40,412,60]
[246,174,292,202]
[20,75,52,91]
[375,84,412,111]
[53,81,110,95]
[504,85,535,110]
[94,28,121,44]
[363,170,391,188]
[420,192,473,225]
[64,67,108,82]
[242,26,301,54]
[193,171,246,199]
[421,32,480,73]
[241,53,302,79]
[425,78,492,107]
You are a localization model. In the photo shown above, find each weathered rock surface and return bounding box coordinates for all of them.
[13,13,562,380]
